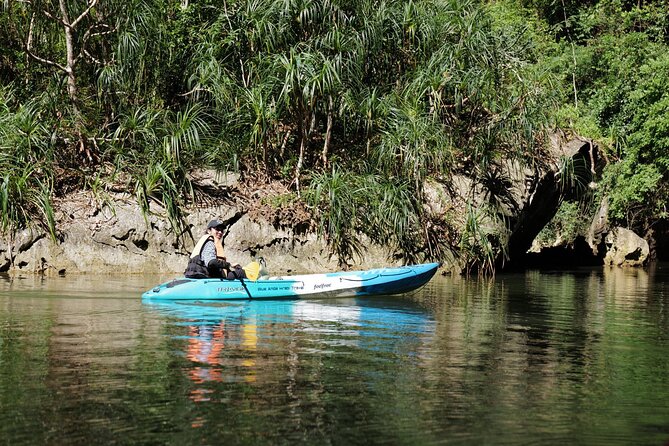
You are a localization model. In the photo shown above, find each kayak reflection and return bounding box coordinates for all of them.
[144,298,435,397]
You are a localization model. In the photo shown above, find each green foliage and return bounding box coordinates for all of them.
[520,0,669,43]
[534,200,591,247]
[458,204,508,275]
[306,166,427,266]
[260,192,299,210]
[602,161,664,225]
[0,0,578,270]
[374,96,452,190]
[0,89,56,240]
[0,164,56,241]
[306,167,365,265]
[543,0,669,234]
[576,0,669,41]
[108,102,210,233]
[624,54,669,165]
[557,155,590,197]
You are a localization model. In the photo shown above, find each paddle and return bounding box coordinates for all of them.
[237,257,267,298]
[239,276,253,299]
[233,263,253,299]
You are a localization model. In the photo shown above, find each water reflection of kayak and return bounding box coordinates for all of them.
[144,298,431,331]
[142,262,439,301]
[145,296,435,388]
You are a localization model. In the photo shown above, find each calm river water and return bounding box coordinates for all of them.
[1,265,669,445]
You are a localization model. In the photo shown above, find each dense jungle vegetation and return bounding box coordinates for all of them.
[1,0,668,268]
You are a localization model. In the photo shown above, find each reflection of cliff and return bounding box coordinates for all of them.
[418,273,604,415]
[0,276,174,441]
[39,296,162,410]
[602,267,650,304]
[417,270,669,439]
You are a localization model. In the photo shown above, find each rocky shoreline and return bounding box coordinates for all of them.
[1,193,652,278]
[0,135,655,276]
[0,189,394,276]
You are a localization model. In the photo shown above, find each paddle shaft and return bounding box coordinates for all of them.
[239,277,253,299]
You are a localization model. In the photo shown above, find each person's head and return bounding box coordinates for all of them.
[206,219,224,238]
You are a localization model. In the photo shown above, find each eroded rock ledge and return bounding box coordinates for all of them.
[0,135,655,275]
[0,190,394,275]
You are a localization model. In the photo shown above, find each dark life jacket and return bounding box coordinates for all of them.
[184,235,214,279]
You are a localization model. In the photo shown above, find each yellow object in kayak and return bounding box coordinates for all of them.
[243,261,261,281]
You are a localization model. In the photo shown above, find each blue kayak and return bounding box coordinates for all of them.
[142,262,439,301]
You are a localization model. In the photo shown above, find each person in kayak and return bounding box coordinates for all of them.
[184,219,246,279]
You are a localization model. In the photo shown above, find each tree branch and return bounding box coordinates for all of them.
[41,8,66,26]
[76,23,114,65]
[25,12,68,72]
[70,0,99,29]
[26,50,68,72]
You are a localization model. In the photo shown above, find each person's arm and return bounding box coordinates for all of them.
[202,240,230,272]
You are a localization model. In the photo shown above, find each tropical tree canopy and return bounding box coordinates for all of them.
[1,0,668,268]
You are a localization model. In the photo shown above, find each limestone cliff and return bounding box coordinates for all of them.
[0,134,652,275]
[0,189,392,275]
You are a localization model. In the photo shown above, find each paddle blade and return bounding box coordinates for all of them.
[243,261,261,281]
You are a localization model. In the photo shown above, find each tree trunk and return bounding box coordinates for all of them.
[60,0,78,104]
[321,96,333,166]
[25,0,99,161]
[294,115,309,196]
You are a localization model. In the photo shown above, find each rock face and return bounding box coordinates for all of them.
[0,135,650,275]
[503,135,597,266]
[603,227,650,267]
[587,197,609,256]
[0,191,393,275]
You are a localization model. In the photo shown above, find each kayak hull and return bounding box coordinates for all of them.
[142,262,439,301]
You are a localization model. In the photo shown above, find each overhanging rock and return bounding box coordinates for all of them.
[502,136,598,269]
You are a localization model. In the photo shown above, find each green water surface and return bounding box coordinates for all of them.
[1,266,668,445]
